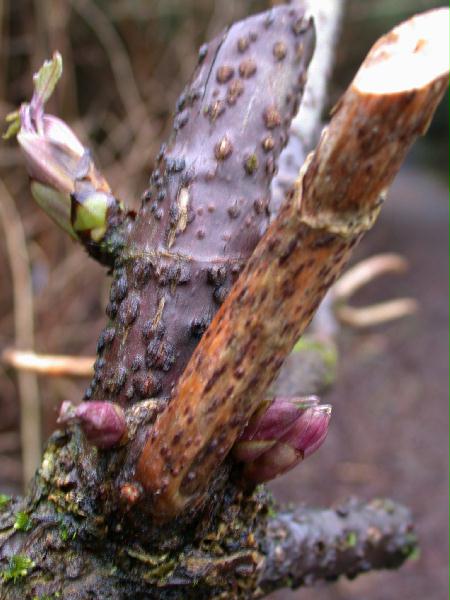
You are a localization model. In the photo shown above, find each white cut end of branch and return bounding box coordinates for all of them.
[354,8,450,94]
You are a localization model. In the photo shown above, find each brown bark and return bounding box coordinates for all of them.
[0,476,414,600]
[136,8,449,521]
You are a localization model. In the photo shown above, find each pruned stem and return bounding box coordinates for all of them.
[136,8,449,521]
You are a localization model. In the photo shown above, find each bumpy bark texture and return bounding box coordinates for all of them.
[259,498,416,593]
[0,434,415,600]
[88,6,315,405]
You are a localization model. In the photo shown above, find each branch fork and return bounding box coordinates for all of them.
[136,7,449,521]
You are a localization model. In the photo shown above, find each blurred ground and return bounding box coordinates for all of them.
[0,1,448,598]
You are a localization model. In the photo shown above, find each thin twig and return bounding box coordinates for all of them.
[0,178,41,486]
[335,298,418,328]
[332,253,418,328]
[2,348,94,377]
[68,0,157,197]
[68,0,147,136]
[333,253,410,300]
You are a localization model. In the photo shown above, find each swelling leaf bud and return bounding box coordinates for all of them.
[235,400,331,484]
[233,396,319,462]
[58,400,127,449]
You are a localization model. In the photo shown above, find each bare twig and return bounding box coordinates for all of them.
[68,0,147,137]
[336,298,418,328]
[333,253,410,300]
[332,253,418,328]
[2,348,94,377]
[136,8,449,520]
[68,0,157,198]
[0,178,41,485]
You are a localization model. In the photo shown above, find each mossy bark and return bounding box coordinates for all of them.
[0,432,415,600]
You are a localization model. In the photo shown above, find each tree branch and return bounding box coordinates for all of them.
[259,498,416,593]
[86,5,315,404]
[136,7,449,521]
[332,254,418,328]
[0,179,41,484]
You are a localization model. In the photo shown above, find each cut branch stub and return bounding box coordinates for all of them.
[136,7,449,521]
[88,6,315,404]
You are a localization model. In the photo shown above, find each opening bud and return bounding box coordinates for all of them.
[8,52,122,248]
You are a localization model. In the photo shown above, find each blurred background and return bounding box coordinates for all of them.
[0,1,448,599]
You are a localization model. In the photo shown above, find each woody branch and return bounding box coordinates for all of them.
[136,8,449,521]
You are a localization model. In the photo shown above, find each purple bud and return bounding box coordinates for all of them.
[16,54,85,201]
[233,396,319,462]
[239,403,331,484]
[281,404,331,458]
[58,400,127,449]
[18,113,85,194]
[11,53,118,244]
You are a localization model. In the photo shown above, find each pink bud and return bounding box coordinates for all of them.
[40,114,84,155]
[281,404,331,458]
[233,396,319,462]
[13,54,117,244]
[58,401,127,449]
[239,403,331,484]
[18,112,85,195]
